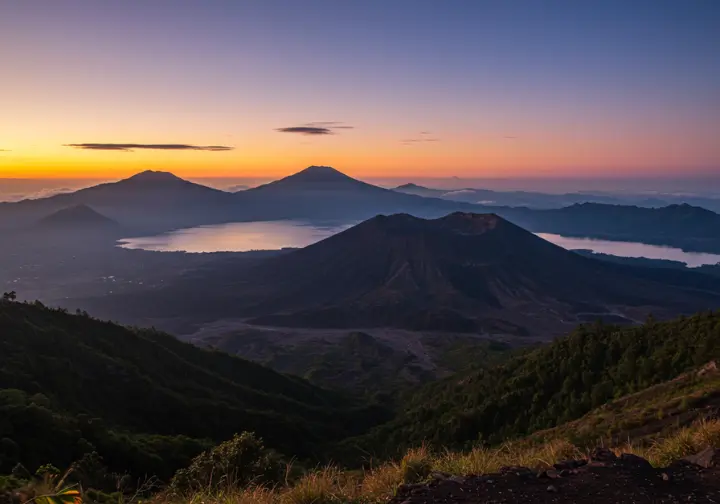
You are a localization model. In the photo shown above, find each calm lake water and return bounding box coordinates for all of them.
[118,220,353,253]
[118,220,720,267]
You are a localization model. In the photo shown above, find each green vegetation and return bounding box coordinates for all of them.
[4,295,720,503]
[356,310,720,453]
[530,361,720,446]
[170,433,285,493]
[0,300,389,481]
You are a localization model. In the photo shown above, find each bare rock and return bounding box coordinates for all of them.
[500,466,534,477]
[590,447,617,463]
[682,447,720,468]
[554,459,587,470]
[430,471,451,480]
[618,453,653,469]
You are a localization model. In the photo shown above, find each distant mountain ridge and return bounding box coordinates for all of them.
[1,166,719,253]
[506,202,720,253]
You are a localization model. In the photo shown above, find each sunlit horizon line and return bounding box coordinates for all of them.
[3,171,719,182]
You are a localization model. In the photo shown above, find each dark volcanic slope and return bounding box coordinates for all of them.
[390,450,720,504]
[84,212,720,336]
[238,212,720,332]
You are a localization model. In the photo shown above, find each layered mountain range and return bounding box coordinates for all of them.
[3,166,720,252]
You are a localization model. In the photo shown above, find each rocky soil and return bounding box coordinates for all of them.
[390,448,720,503]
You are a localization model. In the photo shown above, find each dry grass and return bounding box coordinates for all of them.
[150,419,720,504]
[616,418,720,467]
[432,438,581,476]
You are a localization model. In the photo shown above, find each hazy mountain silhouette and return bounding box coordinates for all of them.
[0,170,236,233]
[36,204,120,231]
[506,202,720,253]
[393,182,635,208]
[251,165,380,192]
[2,167,720,252]
[393,183,446,198]
[82,212,720,336]
[233,166,480,221]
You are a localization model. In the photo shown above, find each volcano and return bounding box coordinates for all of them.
[89,212,720,336]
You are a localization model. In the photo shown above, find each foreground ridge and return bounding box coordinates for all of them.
[391,448,720,504]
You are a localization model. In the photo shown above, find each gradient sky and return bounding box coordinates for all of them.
[1,0,719,180]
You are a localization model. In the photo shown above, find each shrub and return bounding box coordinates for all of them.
[398,447,431,484]
[169,433,283,493]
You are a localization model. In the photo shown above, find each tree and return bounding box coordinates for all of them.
[2,291,17,302]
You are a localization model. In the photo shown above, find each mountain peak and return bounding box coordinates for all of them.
[251,166,378,192]
[37,204,119,229]
[364,211,503,235]
[395,183,426,190]
[125,170,183,183]
[439,211,502,230]
[293,166,355,181]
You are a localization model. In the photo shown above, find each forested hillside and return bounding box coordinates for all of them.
[355,311,720,454]
[0,301,388,479]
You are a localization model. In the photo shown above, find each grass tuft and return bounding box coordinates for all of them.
[144,419,720,504]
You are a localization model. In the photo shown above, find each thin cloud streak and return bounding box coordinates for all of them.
[65,143,233,152]
[401,131,440,145]
[276,122,354,135]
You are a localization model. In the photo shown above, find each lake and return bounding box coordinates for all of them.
[118,220,353,253]
[118,220,720,267]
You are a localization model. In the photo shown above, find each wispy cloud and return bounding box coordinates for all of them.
[275,122,354,136]
[0,149,10,152]
[65,143,233,152]
[401,131,440,145]
[504,136,518,139]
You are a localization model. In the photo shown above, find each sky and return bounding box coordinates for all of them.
[1,0,719,181]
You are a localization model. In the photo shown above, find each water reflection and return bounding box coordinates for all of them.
[537,233,720,268]
[118,220,352,253]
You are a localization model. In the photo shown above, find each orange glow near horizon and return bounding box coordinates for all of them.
[2,121,718,180]
[2,3,718,182]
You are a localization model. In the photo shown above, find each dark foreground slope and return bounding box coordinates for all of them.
[82,212,720,337]
[0,301,387,478]
[391,449,720,504]
[352,310,720,454]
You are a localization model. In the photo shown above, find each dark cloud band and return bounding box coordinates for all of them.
[65,143,233,152]
[276,127,334,135]
[276,122,354,136]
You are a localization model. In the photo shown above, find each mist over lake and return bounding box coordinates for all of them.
[118,220,720,267]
